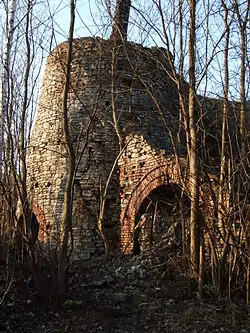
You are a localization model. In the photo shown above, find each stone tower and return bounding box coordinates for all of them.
[27,37,184,259]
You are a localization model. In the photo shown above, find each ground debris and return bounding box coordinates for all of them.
[1,246,249,332]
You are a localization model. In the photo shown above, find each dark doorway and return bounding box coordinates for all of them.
[133,184,190,254]
[17,213,39,249]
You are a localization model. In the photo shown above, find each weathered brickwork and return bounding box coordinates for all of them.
[119,134,186,252]
[27,37,183,259]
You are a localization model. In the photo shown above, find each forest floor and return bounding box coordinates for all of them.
[0,242,250,333]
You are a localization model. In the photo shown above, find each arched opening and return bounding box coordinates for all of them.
[133,184,190,254]
[16,213,39,255]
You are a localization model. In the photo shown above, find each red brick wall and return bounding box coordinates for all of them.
[32,203,47,242]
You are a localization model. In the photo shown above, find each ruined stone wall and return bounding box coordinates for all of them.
[27,37,180,259]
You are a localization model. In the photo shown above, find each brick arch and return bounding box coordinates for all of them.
[120,158,183,253]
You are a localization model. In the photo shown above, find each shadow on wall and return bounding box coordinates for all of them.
[54,168,121,260]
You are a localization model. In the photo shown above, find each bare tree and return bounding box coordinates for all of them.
[0,0,61,301]
[0,0,17,179]
[188,0,200,276]
[233,0,249,151]
[57,0,76,299]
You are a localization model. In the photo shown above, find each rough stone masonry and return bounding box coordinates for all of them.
[27,36,188,260]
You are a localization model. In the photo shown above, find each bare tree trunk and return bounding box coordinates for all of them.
[198,230,205,297]
[20,0,32,227]
[188,0,199,276]
[233,0,249,304]
[110,0,131,41]
[234,0,249,152]
[0,0,17,179]
[218,0,230,240]
[58,0,76,299]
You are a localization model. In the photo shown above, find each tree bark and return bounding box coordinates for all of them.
[188,0,199,276]
[218,0,230,239]
[110,0,131,41]
[234,0,249,151]
[57,0,76,299]
[0,0,17,179]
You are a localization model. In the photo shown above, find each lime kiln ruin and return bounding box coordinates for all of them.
[26,34,191,259]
